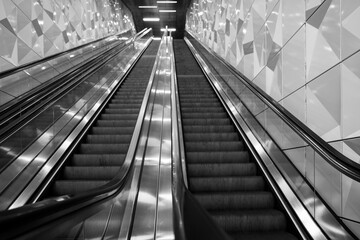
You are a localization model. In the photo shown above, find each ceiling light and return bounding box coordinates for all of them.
[161,28,176,32]
[143,17,160,22]
[157,1,177,3]
[139,6,158,8]
[159,10,176,13]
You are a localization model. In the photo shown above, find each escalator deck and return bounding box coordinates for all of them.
[45,41,160,198]
[174,40,297,240]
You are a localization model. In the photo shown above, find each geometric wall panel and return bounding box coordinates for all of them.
[187,0,360,160]
[0,0,135,73]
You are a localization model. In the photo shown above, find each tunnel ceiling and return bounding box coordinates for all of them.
[121,0,191,38]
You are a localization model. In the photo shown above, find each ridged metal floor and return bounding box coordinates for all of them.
[44,41,160,198]
[174,39,297,240]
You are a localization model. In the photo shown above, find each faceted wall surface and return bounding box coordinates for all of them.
[0,0,135,72]
[186,0,360,165]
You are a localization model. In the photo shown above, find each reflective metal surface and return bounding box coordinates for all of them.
[131,34,174,240]
[184,37,330,240]
[0,30,153,211]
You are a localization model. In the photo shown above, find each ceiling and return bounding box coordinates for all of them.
[121,0,192,38]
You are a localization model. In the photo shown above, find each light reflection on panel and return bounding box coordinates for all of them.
[314,152,341,215]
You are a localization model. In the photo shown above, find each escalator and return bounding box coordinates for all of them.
[174,40,297,240]
[43,40,160,198]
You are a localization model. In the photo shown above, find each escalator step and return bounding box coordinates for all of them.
[194,191,275,210]
[86,135,132,143]
[186,151,250,164]
[111,99,143,103]
[183,125,235,133]
[181,107,224,113]
[189,176,265,192]
[91,127,134,135]
[187,163,256,177]
[210,209,287,232]
[181,112,228,119]
[104,108,139,114]
[108,103,141,108]
[185,141,244,152]
[79,144,129,154]
[231,231,298,240]
[100,114,138,120]
[63,166,120,180]
[96,120,136,127]
[184,132,239,142]
[180,98,219,103]
[71,154,126,166]
[51,180,108,196]
[180,102,222,107]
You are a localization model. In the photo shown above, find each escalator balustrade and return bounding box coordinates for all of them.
[174,39,297,240]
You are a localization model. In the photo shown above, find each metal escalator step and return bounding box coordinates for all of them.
[107,103,141,108]
[210,209,287,232]
[71,154,126,166]
[51,180,108,196]
[91,127,134,135]
[180,93,217,98]
[63,166,120,180]
[182,118,231,126]
[185,141,244,152]
[86,135,132,143]
[112,95,144,100]
[183,125,236,133]
[181,112,228,119]
[111,99,143,103]
[180,90,215,94]
[96,120,136,127]
[180,102,221,107]
[100,114,138,120]
[184,132,239,142]
[186,151,250,164]
[189,176,265,192]
[180,98,219,103]
[187,163,256,177]
[231,231,298,240]
[104,108,139,114]
[79,143,129,154]
[194,191,274,210]
[180,107,225,113]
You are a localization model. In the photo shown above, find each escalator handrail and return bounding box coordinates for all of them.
[185,31,360,182]
[0,32,154,240]
[0,28,151,139]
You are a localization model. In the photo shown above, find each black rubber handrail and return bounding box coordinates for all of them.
[185,31,360,182]
[0,31,153,240]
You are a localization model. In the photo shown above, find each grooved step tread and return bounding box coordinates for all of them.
[86,134,132,143]
[194,191,275,210]
[71,154,126,166]
[91,127,134,135]
[185,141,244,152]
[187,163,256,177]
[186,151,250,164]
[184,132,239,141]
[189,176,265,192]
[210,209,287,232]
[63,166,120,180]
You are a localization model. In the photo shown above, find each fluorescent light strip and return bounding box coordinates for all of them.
[161,28,176,32]
[157,1,177,3]
[143,17,160,22]
[159,9,176,13]
[139,6,157,8]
